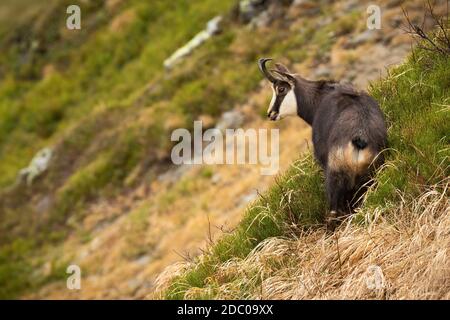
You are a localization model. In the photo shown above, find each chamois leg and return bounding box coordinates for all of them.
[325,170,351,229]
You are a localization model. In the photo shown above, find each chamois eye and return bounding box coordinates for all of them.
[278,87,285,93]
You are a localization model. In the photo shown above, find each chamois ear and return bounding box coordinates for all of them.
[275,63,291,74]
[271,69,296,85]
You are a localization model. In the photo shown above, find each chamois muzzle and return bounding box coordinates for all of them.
[258,58,277,83]
[268,110,278,121]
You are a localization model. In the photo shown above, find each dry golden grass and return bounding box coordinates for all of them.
[25,86,311,299]
[155,182,449,300]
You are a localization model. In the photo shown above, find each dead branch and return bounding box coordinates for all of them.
[402,1,450,56]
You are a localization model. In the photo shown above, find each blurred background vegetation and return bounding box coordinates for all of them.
[0,0,272,298]
[0,0,448,299]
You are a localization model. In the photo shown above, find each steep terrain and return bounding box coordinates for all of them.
[0,0,448,299]
[157,46,450,299]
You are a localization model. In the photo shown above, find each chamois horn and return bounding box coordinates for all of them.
[258,58,277,83]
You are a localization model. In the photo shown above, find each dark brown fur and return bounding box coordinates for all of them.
[260,60,387,223]
[295,76,387,218]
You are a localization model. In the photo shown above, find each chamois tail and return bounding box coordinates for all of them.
[352,136,368,149]
[351,129,368,149]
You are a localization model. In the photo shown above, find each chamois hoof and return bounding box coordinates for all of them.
[326,211,340,231]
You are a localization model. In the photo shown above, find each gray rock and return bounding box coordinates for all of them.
[35,196,52,214]
[134,255,151,266]
[158,165,190,183]
[250,10,272,28]
[216,110,245,131]
[347,30,382,48]
[18,147,52,186]
[342,0,360,11]
[211,173,221,185]
[239,0,268,23]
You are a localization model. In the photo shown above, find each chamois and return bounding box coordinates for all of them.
[258,58,387,227]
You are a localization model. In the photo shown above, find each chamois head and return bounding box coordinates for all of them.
[258,58,298,121]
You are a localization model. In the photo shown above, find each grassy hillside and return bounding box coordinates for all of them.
[156,45,449,299]
[0,0,448,299]
[0,0,244,298]
[0,0,365,298]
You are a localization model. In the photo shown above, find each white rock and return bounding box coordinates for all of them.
[164,16,223,69]
[18,147,53,186]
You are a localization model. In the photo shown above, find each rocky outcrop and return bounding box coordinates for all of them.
[164,16,223,70]
[18,147,52,186]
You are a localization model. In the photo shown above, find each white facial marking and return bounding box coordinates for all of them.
[268,86,276,114]
[278,89,297,119]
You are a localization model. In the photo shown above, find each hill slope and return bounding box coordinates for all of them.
[156,46,450,299]
[0,0,448,299]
